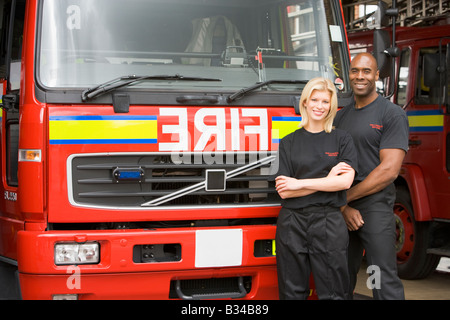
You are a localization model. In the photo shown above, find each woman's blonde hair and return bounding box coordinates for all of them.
[298,77,338,133]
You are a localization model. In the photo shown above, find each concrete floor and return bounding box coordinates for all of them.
[354,258,450,300]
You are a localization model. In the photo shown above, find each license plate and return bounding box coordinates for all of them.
[195,229,243,268]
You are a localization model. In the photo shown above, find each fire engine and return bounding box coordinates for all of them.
[348,15,450,279]
[0,0,352,299]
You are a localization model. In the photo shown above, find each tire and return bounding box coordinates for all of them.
[0,261,21,299]
[394,186,439,279]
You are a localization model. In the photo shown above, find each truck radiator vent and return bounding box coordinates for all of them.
[70,153,278,208]
[169,276,252,299]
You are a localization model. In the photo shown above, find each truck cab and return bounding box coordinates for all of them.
[0,0,351,299]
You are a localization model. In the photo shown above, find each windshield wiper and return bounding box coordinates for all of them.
[81,74,222,101]
[227,79,308,103]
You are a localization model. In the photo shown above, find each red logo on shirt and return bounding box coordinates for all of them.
[370,124,383,130]
[325,152,339,157]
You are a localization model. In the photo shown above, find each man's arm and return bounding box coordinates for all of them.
[347,148,405,203]
[342,148,406,231]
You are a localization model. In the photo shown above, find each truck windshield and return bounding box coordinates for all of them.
[38,0,349,95]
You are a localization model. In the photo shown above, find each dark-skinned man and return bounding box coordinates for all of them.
[334,53,408,300]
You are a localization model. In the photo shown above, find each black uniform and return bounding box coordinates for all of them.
[275,127,357,300]
[334,95,409,300]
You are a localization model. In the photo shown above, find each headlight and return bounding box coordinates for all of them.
[54,242,100,265]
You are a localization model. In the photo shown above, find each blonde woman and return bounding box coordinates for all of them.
[275,77,357,300]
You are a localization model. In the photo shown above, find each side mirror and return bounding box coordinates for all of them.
[373,29,392,78]
[371,0,400,98]
[423,53,440,88]
[424,42,450,111]
[372,1,390,28]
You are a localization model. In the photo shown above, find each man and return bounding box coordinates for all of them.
[334,53,409,299]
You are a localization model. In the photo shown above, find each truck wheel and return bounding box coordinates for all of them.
[394,187,439,279]
[0,261,21,299]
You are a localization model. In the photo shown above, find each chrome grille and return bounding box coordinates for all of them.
[69,153,279,208]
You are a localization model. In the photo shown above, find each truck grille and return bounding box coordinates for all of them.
[69,153,279,208]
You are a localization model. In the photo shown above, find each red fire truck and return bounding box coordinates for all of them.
[0,0,352,299]
[348,21,450,279]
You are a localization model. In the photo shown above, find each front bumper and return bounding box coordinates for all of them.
[17,225,278,299]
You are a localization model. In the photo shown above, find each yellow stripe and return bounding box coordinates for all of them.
[408,115,443,127]
[49,120,157,140]
[271,120,301,140]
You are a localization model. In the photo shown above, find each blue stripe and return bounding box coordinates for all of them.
[50,115,157,121]
[272,138,281,143]
[406,110,442,116]
[271,116,301,121]
[50,139,158,145]
[409,126,443,132]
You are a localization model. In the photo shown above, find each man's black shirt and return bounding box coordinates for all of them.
[333,95,409,210]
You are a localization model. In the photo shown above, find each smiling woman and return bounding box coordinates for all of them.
[303,90,331,132]
[274,77,357,300]
[297,77,338,133]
